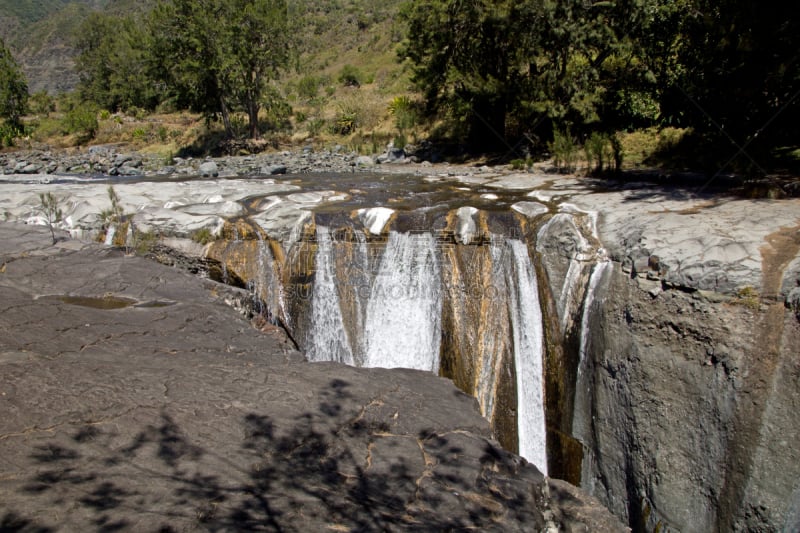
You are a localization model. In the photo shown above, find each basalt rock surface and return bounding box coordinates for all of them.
[0,223,625,532]
[2,156,800,533]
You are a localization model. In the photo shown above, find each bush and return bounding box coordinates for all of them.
[297,75,320,99]
[63,103,99,141]
[548,128,578,172]
[388,96,418,132]
[338,64,363,87]
[0,122,21,147]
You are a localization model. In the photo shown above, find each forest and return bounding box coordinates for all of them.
[1,0,798,176]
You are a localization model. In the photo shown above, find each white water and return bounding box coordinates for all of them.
[507,240,548,474]
[363,231,442,371]
[306,227,355,364]
[578,260,611,371]
[104,225,117,246]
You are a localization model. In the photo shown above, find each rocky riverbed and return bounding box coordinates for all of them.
[0,143,449,178]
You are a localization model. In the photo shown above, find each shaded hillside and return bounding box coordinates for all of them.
[0,0,151,93]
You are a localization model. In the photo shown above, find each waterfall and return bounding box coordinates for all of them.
[573,259,611,492]
[507,240,548,474]
[104,225,117,246]
[363,231,442,371]
[306,226,355,364]
[578,261,611,371]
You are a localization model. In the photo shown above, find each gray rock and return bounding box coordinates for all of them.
[21,163,42,174]
[117,165,142,176]
[0,223,625,533]
[199,161,219,177]
[261,164,287,175]
[786,287,800,318]
[355,155,374,168]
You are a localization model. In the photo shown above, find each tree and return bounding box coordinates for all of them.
[664,0,800,168]
[37,192,63,245]
[0,37,28,128]
[74,12,162,112]
[399,0,660,151]
[149,0,292,139]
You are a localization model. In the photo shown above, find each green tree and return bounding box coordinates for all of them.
[74,12,161,112]
[399,0,659,151]
[0,37,28,128]
[665,1,800,168]
[149,0,292,139]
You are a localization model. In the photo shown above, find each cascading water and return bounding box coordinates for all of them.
[505,239,548,474]
[306,227,355,364]
[363,231,442,371]
[573,259,612,491]
[578,261,612,371]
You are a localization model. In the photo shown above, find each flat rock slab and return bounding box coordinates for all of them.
[0,224,624,532]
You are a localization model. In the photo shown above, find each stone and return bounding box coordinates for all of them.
[117,165,142,176]
[199,161,219,177]
[355,155,374,168]
[787,287,800,318]
[0,223,624,532]
[261,164,287,175]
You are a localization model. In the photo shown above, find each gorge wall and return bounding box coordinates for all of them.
[2,166,799,532]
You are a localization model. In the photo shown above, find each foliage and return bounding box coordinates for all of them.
[74,12,162,112]
[338,64,363,87]
[296,75,321,100]
[28,90,55,116]
[0,37,28,127]
[548,128,578,173]
[733,286,760,310]
[62,101,99,141]
[0,122,21,147]
[388,95,418,132]
[37,192,63,245]
[149,0,292,139]
[191,228,215,245]
[331,105,359,135]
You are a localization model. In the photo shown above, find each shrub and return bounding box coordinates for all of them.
[191,228,215,245]
[63,103,99,141]
[37,192,63,245]
[338,64,363,87]
[388,96,418,132]
[297,75,320,99]
[548,128,578,172]
[0,122,21,147]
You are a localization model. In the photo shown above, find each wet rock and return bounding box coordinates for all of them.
[0,223,625,532]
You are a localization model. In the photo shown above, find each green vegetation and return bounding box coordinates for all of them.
[0,37,28,129]
[0,0,796,177]
[191,228,215,245]
[37,192,63,245]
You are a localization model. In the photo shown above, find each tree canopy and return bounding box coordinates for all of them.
[0,37,28,127]
[399,0,799,162]
[148,0,292,138]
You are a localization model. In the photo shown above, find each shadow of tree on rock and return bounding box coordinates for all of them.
[13,379,545,532]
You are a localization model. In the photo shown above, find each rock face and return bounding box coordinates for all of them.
[2,154,800,533]
[0,223,624,532]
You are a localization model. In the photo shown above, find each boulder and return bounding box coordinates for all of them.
[199,161,219,177]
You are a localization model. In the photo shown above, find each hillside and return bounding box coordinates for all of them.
[0,0,407,96]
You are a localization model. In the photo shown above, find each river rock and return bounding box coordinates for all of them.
[199,161,219,177]
[262,164,287,175]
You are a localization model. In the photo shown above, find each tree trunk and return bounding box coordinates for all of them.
[247,94,260,139]
[468,97,507,153]
[219,96,233,138]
